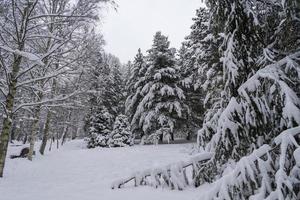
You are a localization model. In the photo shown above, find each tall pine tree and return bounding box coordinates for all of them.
[132,32,188,142]
[125,49,148,138]
[178,8,210,139]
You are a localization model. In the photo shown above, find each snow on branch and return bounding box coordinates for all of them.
[12,90,85,113]
[200,126,300,200]
[16,43,65,80]
[16,69,68,88]
[204,53,300,158]
[0,45,45,66]
[28,14,93,21]
[111,152,213,190]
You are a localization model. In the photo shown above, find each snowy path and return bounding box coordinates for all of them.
[0,141,206,200]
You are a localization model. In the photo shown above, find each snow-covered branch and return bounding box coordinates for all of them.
[29,14,93,21]
[200,126,300,200]
[202,53,300,159]
[112,152,213,190]
[12,90,85,114]
[16,69,68,88]
[0,45,45,66]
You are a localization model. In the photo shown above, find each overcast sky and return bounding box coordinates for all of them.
[98,0,204,63]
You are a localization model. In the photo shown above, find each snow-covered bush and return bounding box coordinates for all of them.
[87,107,113,148]
[145,132,162,145]
[108,115,134,147]
[145,127,171,144]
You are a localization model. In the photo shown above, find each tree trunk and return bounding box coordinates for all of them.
[16,120,24,141]
[61,126,69,146]
[28,105,41,161]
[0,55,22,177]
[186,132,191,141]
[0,118,13,177]
[39,110,51,155]
[61,111,72,146]
[39,77,56,154]
[23,132,28,144]
[10,118,16,143]
[159,134,163,142]
[56,132,59,149]
[73,126,80,140]
[49,135,54,151]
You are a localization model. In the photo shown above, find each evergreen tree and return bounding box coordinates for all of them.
[192,1,300,199]
[127,49,145,96]
[197,0,264,148]
[100,54,125,117]
[87,106,113,148]
[178,8,210,139]
[108,114,134,147]
[192,0,262,146]
[84,51,126,147]
[125,49,148,138]
[132,32,188,142]
[124,61,133,87]
[110,63,126,115]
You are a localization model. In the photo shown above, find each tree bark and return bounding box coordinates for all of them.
[28,105,41,161]
[61,125,69,146]
[56,132,59,149]
[0,2,33,177]
[61,111,72,146]
[159,134,163,142]
[49,135,54,151]
[23,132,28,144]
[0,55,23,177]
[10,122,16,143]
[73,125,80,140]
[171,132,174,141]
[39,110,51,155]
[16,120,24,141]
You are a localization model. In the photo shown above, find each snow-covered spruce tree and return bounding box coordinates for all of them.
[127,49,146,97]
[197,0,264,149]
[178,6,225,146]
[82,49,109,132]
[99,54,125,118]
[178,8,210,139]
[194,1,300,198]
[124,61,133,83]
[84,51,125,147]
[125,49,148,138]
[132,32,188,142]
[108,114,134,147]
[87,106,113,148]
[110,63,126,115]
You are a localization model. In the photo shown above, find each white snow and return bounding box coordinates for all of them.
[0,141,208,200]
[0,45,45,66]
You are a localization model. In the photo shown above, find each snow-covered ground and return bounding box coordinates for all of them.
[0,140,207,200]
